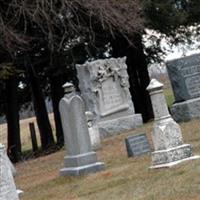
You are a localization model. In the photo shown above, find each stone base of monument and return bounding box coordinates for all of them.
[60,152,105,176]
[150,144,200,169]
[171,97,200,122]
[98,114,143,137]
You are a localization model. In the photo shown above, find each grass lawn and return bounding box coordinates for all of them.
[15,118,200,200]
[164,87,175,107]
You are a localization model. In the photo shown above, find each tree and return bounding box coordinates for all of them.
[141,0,200,52]
[24,55,55,150]
[0,0,157,156]
[0,62,22,162]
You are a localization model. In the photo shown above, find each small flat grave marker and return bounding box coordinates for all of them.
[125,133,151,157]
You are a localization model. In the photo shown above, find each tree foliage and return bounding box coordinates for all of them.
[0,0,143,53]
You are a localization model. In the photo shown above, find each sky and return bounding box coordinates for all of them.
[144,29,200,62]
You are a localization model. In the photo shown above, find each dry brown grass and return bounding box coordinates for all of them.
[14,118,200,200]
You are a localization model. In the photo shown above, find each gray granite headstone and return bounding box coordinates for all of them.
[0,144,19,200]
[76,57,143,137]
[59,83,104,176]
[166,54,200,121]
[167,53,200,102]
[125,133,151,157]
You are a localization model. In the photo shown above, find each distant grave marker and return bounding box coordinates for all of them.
[125,133,151,157]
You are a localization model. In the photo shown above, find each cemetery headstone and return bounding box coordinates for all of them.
[86,111,101,151]
[59,83,105,176]
[125,133,151,157]
[147,79,199,168]
[0,144,19,200]
[166,53,200,121]
[76,57,143,137]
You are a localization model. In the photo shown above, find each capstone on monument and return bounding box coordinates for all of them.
[76,57,143,137]
[147,79,199,168]
[166,53,200,121]
[59,83,104,176]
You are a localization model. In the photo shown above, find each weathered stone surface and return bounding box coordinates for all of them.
[59,83,104,176]
[6,154,17,176]
[166,53,200,102]
[76,57,143,136]
[0,144,19,200]
[98,114,142,137]
[152,118,183,151]
[86,111,101,151]
[151,144,192,165]
[171,97,200,122]
[147,79,199,168]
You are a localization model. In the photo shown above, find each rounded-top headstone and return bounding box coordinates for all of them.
[147,79,163,93]
[62,82,75,93]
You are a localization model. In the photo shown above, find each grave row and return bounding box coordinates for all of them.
[2,55,200,199]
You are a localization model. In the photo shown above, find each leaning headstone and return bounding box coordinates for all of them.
[0,144,19,200]
[125,133,151,157]
[76,57,143,137]
[59,83,105,176]
[147,79,200,168]
[85,111,101,151]
[166,54,200,121]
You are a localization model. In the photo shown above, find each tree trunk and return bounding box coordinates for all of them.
[25,58,55,150]
[111,34,154,122]
[5,76,21,162]
[49,75,64,147]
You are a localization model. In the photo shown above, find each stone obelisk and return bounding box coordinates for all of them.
[147,79,199,168]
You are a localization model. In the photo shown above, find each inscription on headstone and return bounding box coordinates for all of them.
[99,77,128,116]
[167,53,200,102]
[125,133,151,157]
[185,75,200,97]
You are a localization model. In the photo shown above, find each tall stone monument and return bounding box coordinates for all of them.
[0,144,19,200]
[147,79,199,168]
[76,57,143,137]
[59,83,104,176]
[166,53,200,121]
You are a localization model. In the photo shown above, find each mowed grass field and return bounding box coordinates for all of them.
[0,113,56,152]
[2,86,200,199]
[15,119,200,200]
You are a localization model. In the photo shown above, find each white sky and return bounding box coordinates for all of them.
[144,29,200,62]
